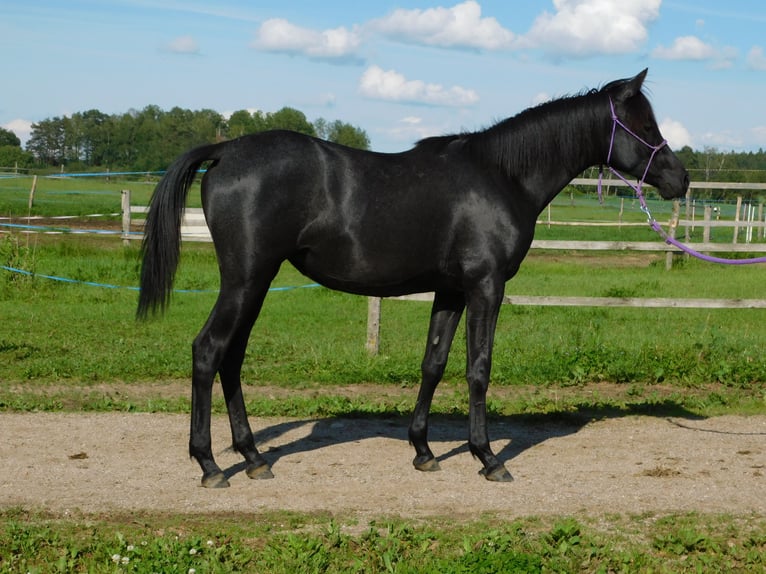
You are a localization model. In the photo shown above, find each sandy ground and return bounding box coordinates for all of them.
[1,412,764,520]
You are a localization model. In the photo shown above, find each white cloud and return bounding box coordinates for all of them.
[165,35,200,55]
[370,1,514,50]
[659,118,693,150]
[699,130,744,150]
[253,18,362,62]
[750,125,766,144]
[747,46,766,71]
[652,36,716,61]
[652,36,737,69]
[2,119,33,144]
[380,116,441,144]
[359,66,479,107]
[521,0,660,57]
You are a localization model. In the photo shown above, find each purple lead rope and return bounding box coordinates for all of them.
[598,97,766,265]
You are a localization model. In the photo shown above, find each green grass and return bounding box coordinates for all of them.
[2,232,766,416]
[0,174,201,218]
[2,509,765,573]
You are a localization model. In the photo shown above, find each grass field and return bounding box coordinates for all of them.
[3,234,766,405]
[3,508,765,573]
[2,175,765,572]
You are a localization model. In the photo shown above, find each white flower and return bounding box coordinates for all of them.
[111,554,121,563]
[126,545,135,552]
[189,548,197,555]
[121,556,130,565]
[206,540,214,547]
[188,569,196,574]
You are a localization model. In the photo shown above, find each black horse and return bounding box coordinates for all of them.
[138,69,688,488]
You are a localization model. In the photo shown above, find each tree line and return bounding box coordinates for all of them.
[1,108,765,200]
[0,106,370,173]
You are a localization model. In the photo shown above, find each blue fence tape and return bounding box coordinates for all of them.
[0,265,321,294]
[44,171,166,178]
[0,221,124,235]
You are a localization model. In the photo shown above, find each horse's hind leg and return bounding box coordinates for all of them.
[219,326,273,481]
[189,268,277,488]
[409,291,464,472]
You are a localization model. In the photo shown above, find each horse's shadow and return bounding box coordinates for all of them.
[220,400,704,480]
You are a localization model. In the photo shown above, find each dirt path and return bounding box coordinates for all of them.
[2,412,764,519]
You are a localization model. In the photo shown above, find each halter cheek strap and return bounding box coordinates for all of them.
[598,96,667,207]
[598,96,766,265]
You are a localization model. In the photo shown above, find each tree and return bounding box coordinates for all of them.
[0,127,21,147]
[265,107,316,135]
[314,118,370,150]
[23,104,375,170]
[0,145,33,169]
[27,117,67,165]
[226,110,257,139]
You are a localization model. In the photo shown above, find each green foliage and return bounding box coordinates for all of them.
[0,145,34,169]
[24,105,370,170]
[314,118,371,149]
[0,127,21,147]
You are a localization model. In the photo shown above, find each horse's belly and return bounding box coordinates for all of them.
[289,238,453,297]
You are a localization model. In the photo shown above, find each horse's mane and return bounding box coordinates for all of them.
[415,78,638,177]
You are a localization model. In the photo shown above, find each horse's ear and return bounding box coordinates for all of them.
[613,68,648,102]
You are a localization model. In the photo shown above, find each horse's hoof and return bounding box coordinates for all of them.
[201,472,230,488]
[246,462,274,480]
[413,456,441,472]
[479,465,514,483]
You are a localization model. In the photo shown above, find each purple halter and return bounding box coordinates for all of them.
[598,96,766,265]
[597,96,666,206]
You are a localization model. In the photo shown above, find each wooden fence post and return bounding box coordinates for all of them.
[27,175,37,211]
[665,200,680,270]
[121,189,131,246]
[684,189,692,242]
[366,297,381,355]
[703,205,712,244]
[733,196,742,244]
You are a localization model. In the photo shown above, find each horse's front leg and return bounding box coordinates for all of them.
[465,281,513,482]
[409,291,465,472]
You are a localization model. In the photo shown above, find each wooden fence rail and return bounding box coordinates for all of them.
[363,294,766,354]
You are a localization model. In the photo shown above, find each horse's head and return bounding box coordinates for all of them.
[602,69,689,200]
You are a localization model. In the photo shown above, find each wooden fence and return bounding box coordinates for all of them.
[120,181,766,355]
[121,190,211,244]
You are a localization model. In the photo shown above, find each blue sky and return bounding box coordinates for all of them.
[2,1,765,153]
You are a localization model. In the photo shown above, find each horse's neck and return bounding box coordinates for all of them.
[480,97,607,213]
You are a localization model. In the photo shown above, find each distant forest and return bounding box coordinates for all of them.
[1,105,765,199]
[0,106,370,173]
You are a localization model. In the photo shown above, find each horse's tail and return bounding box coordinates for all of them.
[137,142,221,319]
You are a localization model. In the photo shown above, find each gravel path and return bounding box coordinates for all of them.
[2,412,764,519]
